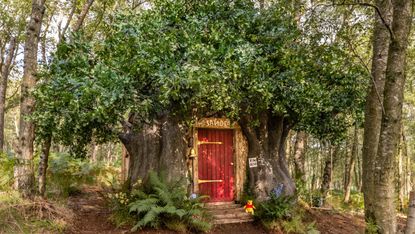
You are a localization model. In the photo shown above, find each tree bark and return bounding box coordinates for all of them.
[90,143,98,162]
[362,0,392,225]
[239,113,295,201]
[372,0,413,232]
[344,124,358,203]
[0,37,17,151]
[405,190,415,234]
[293,131,307,185]
[354,135,363,192]
[14,0,46,198]
[396,127,405,211]
[321,145,339,202]
[119,114,189,184]
[73,0,95,32]
[38,137,51,196]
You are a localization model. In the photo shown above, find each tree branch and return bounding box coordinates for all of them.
[331,0,394,40]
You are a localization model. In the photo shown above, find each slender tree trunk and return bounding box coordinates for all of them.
[321,145,338,203]
[91,143,98,162]
[0,37,17,151]
[58,0,76,43]
[293,131,307,185]
[40,7,54,65]
[355,149,363,192]
[106,143,113,163]
[405,190,415,234]
[405,132,411,200]
[372,0,413,232]
[38,137,50,196]
[37,0,94,196]
[397,128,405,211]
[362,0,392,225]
[239,113,295,200]
[14,0,46,198]
[321,159,332,199]
[344,124,358,203]
[73,0,95,32]
[354,128,363,192]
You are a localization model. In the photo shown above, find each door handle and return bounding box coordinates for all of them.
[198,179,223,184]
[198,141,223,145]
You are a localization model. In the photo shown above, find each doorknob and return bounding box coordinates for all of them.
[230,162,234,166]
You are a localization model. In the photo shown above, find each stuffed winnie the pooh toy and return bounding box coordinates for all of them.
[244,200,256,215]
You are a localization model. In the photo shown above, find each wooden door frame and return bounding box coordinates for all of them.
[192,118,239,200]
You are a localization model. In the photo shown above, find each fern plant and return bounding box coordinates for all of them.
[128,171,211,232]
[255,194,294,221]
[0,152,15,191]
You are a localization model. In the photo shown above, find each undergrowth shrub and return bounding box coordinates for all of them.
[282,215,319,234]
[325,190,364,213]
[0,191,73,233]
[255,194,294,221]
[47,153,106,197]
[0,152,14,191]
[107,191,135,228]
[365,218,379,234]
[107,171,211,233]
[255,194,320,233]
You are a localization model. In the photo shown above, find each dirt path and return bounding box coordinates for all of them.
[66,187,405,234]
[66,186,125,234]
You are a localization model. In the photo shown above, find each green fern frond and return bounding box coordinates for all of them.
[188,218,212,233]
[186,208,203,217]
[147,171,167,192]
[163,205,186,218]
[154,187,172,205]
[136,207,162,228]
[129,198,158,214]
[131,189,148,199]
[127,171,212,233]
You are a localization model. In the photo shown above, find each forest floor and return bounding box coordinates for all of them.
[65,186,405,234]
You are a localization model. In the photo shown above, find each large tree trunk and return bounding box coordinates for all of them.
[293,131,307,185]
[344,124,358,203]
[119,114,189,184]
[0,37,17,151]
[14,0,46,198]
[362,0,392,225]
[372,0,413,232]
[239,113,295,201]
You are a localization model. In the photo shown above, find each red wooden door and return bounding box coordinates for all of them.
[198,129,234,202]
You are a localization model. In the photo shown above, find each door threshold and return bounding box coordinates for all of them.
[205,201,235,205]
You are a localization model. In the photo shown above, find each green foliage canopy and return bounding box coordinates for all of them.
[33,0,367,155]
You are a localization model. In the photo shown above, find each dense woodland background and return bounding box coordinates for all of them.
[1,0,415,233]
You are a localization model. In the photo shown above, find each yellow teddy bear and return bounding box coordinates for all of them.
[244,200,256,215]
